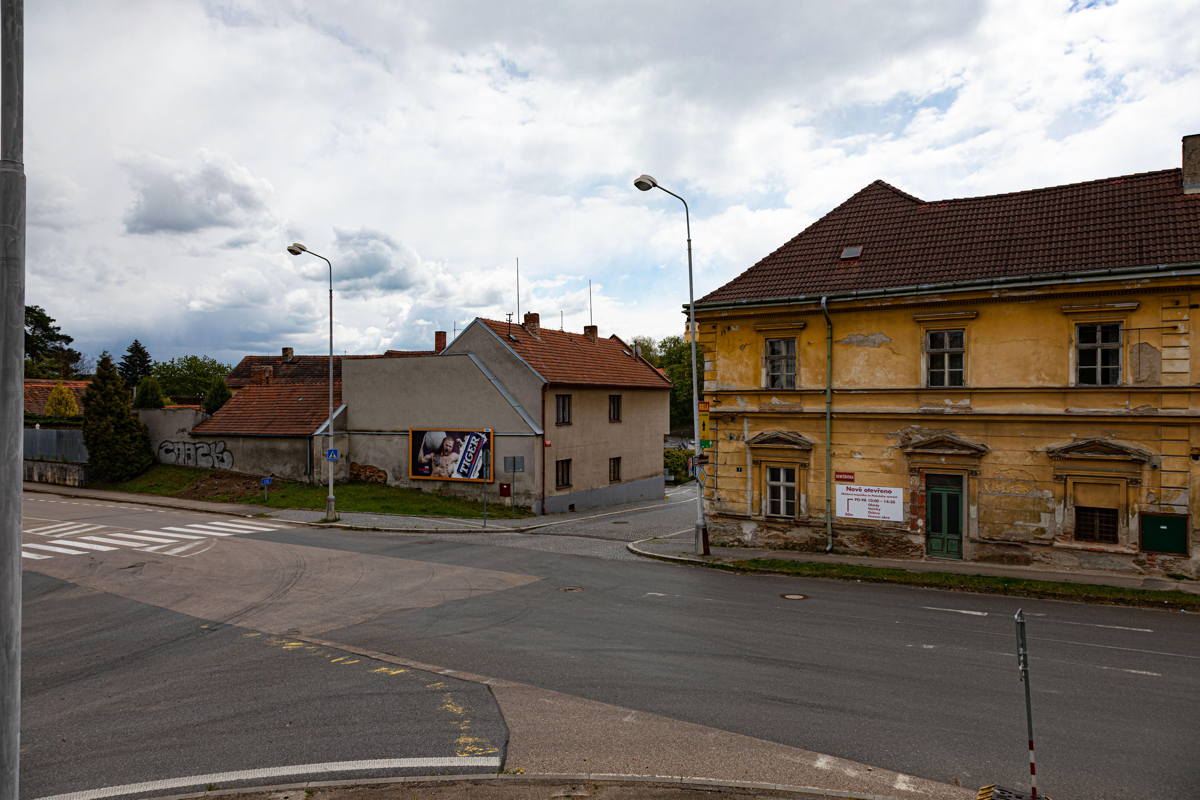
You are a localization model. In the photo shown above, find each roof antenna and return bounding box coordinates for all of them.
[506,312,513,339]
[515,257,520,321]
[588,279,593,326]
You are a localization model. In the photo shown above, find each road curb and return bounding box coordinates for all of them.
[85,772,917,800]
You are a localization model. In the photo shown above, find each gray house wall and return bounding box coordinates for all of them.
[443,322,545,416]
[342,354,543,509]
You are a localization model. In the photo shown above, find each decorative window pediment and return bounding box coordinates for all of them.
[746,430,814,450]
[900,432,989,457]
[1046,438,1153,463]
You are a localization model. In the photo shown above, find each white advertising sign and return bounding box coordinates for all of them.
[836,484,905,522]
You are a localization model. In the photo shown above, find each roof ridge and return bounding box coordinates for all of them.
[924,167,1181,206]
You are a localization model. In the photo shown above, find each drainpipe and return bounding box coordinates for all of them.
[821,296,834,552]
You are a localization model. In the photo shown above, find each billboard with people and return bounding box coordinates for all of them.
[410,429,493,482]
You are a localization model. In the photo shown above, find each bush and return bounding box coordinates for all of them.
[664,449,691,483]
[43,383,81,417]
[132,376,166,409]
[83,353,154,482]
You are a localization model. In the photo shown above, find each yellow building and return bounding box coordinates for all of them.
[693,135,1200,578]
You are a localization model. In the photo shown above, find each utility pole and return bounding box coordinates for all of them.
[1014,609,1040,800]
[0,2,25,798]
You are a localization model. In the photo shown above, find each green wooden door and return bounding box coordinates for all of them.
[1140,514,1188,554]
[926,474,963,559]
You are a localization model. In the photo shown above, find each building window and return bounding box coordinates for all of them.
[1067,478,1125,545]
[1075,506,1119,544]
[609,456,621,483]
[926,329,965,387]
[1076,323,1121,386]
[765,338,796,389]
[765,465,797,517]
[608,394,622,422]
[555,393,572,425]
[555,458,572,488]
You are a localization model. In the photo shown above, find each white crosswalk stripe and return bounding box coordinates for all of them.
[23,518,292,561]
[22,542,90,555]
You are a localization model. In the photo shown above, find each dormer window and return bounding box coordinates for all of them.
[840,245,863,260]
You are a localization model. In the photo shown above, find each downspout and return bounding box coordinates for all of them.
[540,384,548,515]
[821,296,834,552]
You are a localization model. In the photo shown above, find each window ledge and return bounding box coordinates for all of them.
[1051,538,1136,555]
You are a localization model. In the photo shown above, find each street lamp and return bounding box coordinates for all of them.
[286,242,337,521]
[634,174,709,555]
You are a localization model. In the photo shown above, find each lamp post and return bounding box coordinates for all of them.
[286,242,337,521]
[634,174,709,555]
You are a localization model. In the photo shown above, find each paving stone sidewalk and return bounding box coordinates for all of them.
[629,531,1200,595]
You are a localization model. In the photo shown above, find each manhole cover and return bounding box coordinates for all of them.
[559,586,584,592]
[780,593,808,600]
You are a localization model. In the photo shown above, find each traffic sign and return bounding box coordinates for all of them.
[325,448,339,462]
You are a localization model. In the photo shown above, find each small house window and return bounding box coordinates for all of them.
[927,329,965,387]
[556,394,572,425]
[766,465,797,517]
[765,338,796,389]
[1075,507,1119,544]
[1069,479,1124,545]
[1076,323,1121,386]
[555,458,572,488]
[609,394,622,422]
[609,456,622,483]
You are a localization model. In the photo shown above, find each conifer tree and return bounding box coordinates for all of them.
[203,375,232,414]
[83,353,154,482]
[118,339,154,388]
[132,376,166,409]
[43,383,81,417]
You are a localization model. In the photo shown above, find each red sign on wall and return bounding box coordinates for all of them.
[835,471,856,482]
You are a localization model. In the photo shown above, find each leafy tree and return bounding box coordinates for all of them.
[118,340,154,388]
[631,335,660,367]
[43,383,81,417]
[152,355,233,399]
[657,335,696,432]
[24,305,85,379]
[203,375,232,414]
[82,353,154,482]
[132,376,166,409]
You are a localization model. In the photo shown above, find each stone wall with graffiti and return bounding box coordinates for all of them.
[157,439,234,469]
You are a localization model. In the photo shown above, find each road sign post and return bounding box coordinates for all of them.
[1014,609,1039,800]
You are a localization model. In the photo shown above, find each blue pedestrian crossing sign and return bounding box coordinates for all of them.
[325,448,339,462]
[260,477,272,486]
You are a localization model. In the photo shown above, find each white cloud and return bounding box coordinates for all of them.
[22,0,1200,365]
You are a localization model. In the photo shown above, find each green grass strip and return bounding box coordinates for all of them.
[726,558,1200,611]
[94,464,533,519]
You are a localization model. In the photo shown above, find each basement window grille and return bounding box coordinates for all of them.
[1075,506,1119,544]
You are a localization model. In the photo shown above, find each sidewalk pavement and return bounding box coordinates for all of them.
[630,532,1200,595]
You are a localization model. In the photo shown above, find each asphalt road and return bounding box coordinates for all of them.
[19,489,1200,800]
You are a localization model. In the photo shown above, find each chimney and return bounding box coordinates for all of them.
[435,331,447,352]
[281,346,294,362]
[523,312,540,337]
[1184,134,1200,195]
[250,365,273,385]
[584,324,598,341]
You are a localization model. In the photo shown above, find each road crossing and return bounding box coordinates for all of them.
[21,518,291,560]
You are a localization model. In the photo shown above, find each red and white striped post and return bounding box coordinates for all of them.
[1014,609,1039,800]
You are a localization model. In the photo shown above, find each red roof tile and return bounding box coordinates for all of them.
[698,168,1200,305]
[478,319,671,389]
[24,379,89,415]
[194,383,341,436]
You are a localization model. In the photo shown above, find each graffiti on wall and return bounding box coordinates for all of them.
[158,440,234,470]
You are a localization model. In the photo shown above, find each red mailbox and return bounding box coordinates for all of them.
[499,483,512,497]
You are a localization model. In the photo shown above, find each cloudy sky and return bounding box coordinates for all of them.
[25,0,1200,365]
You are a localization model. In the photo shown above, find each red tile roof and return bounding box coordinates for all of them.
[698,168,1200,306]
[193,383,341,436]
[478,319,671,389]
[226,355,341,389]
[24,379,89,415]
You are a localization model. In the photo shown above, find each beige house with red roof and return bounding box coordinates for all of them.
[339,313,670,512]
[694,134,1200,577]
